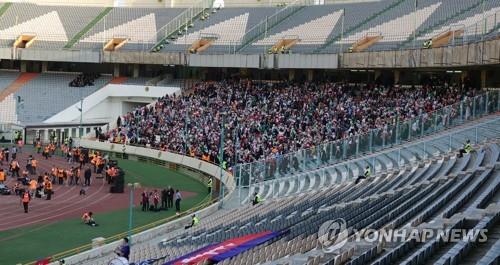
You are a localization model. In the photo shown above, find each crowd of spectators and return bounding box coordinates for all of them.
[106,80,475,167]
[69,73,101,87]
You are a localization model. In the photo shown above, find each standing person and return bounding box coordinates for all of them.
[31,158,38,175]
[4,147,9,162]
[0,169,5,184]
[153,190,160,211]
[141,190,149,211]
[161,188,168,210]
[175,189,182,215]
[74,167,81,186]
[167,186,174,209]
[84,166,92,186]
[43,145,50,159]
[11,146,17,161]
[21,190,31,213]
[207,178,212,194]
[44,179,53,200]
[10,159,20,178]
[29,178,37,197]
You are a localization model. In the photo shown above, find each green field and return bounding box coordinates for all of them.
[0,158,208,265]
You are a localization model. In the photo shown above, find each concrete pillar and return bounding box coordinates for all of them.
[460,71,468,84]
[43,129,49,143]
[68,128,73,138]
[133,64,139,78]
[20,61,27,72]
[288,69,295,81]
[41,61,48,72]
[394,70,401,84]
[307,70,314,82]
[480,69,487,89]
[374,70,382,81]
[113,64,120,77]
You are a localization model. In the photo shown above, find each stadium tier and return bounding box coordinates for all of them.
[76,132,500,264]
[13,73,111,124]
[108,81,480,166]
[0,0,497,53]
[0,1,498,265]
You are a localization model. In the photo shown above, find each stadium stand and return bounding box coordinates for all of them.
[0,70,20,123]
[161,7,279,52]
[75,7,185,50]
[14,72,112,123]
[0,3,105,49]
[77,117,500,264]
[108,81,478,167]
[0,0,496,52]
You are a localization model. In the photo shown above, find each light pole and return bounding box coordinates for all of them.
[127,182,140,245]
[76,98,83,138]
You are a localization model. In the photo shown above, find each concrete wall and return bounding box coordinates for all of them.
[55,139,235,265]
[44,84,180,123]
[341,39,500,69]
[2,39,498,69]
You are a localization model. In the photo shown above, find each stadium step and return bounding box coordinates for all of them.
[0,72,39,102]
[399,0,485,49]
[64,7,113,49]
[0,2,12,18]
[236,5,308,52]
[316,0,406,53]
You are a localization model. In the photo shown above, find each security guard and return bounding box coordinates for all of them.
[458,139,473,158]
[355,166,371,184]
[221,161,228,170]
[252,192,263,206]
[423,39,432,49]
[185,214,200,229]
[207,178,212,194]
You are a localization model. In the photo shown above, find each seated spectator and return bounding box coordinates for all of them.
[109,80,473,170]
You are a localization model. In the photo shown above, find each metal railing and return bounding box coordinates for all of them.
[148,0,214,51]
[236,114,500,204]
[236,0,314,52]
[233,90,500,192]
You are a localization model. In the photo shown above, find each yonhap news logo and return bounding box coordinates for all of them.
[317,218,489,253]
[317,218,349,253]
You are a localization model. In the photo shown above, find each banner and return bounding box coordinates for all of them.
[163,230,287,265]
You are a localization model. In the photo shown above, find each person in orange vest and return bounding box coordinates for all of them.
[42,145,50,159]
[29,178,37,197]
[21,190,31,213]
[44,179,53,200]
[106,166,118,184]
[31,158,38,175]
[0,149,4,166]
[0,169,5,184]
[57,168,64,185]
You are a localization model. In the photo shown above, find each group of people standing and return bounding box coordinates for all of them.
[141,187,182,214]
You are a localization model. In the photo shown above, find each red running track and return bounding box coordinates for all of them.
[0,149,193,232]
